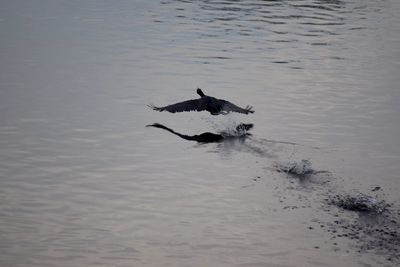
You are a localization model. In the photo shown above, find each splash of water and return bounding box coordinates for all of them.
[329,193,390,214]
[276,159,314,176]
[202,115,253,138]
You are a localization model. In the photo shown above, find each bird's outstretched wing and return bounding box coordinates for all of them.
[221,101,254,114]
[148,99,205,113]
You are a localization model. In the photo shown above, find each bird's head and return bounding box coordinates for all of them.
[197,88,205,97]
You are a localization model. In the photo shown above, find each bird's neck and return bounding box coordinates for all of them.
[197,89,205,97]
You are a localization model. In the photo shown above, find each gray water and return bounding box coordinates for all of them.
[1,0,400,266]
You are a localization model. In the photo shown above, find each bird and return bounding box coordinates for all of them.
[146,123,253,143]
[149,88,254,115]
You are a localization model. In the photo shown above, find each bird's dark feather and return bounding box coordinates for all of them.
[152,99,205,113]
[220,100,254,114]
[149,89,254,115]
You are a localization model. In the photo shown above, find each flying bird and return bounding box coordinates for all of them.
[149,88,254,115]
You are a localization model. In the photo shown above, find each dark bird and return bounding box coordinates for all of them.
[149,88,254,115]
[146,123,253,143]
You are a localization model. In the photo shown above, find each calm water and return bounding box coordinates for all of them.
[1,0,400,266]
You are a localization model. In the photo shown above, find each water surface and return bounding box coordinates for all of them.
[1,0,400,266]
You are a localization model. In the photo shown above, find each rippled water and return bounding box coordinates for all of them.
[1,0,400,266]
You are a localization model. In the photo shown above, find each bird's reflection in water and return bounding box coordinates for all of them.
[147,123,281,158]
[146,123,253,143]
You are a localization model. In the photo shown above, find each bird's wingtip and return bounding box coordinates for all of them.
[245,105,255,114]
[148,104,162,111]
